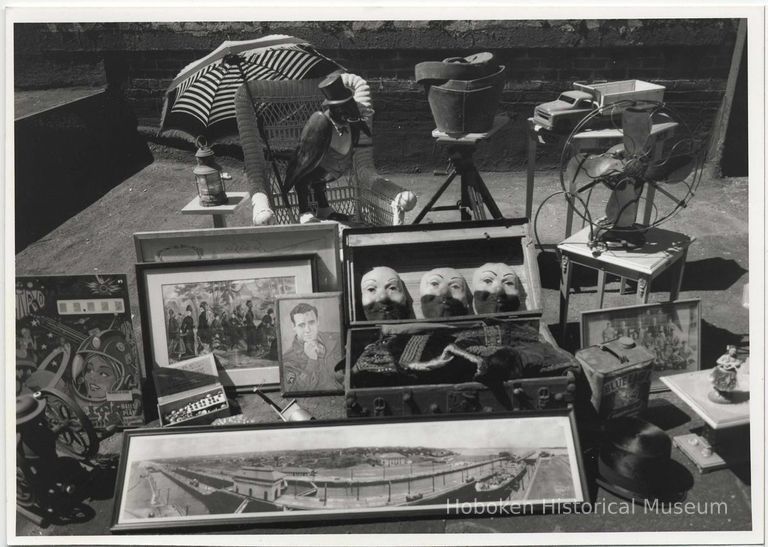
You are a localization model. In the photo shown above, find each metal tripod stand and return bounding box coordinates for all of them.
[413,114,509,224]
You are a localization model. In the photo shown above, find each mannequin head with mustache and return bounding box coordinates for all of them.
[419,267,471,318]
[472,263,522,314]
[361,266,411,320]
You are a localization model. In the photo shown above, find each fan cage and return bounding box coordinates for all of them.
[559,100,704,235]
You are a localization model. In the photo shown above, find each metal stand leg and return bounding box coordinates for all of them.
[559,255,573,340]
[526,123,537,220]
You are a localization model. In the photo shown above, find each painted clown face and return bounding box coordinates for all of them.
[361,267,409,321]
[419,268,471,318]
[472,263,522,314]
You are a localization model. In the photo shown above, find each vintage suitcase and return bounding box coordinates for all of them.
[575,336,654,420]
[342,218,542,323]
[344,317,577,417]
[341,219,577,418]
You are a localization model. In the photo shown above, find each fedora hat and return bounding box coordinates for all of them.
[596,416,694,503]
[415,52,499,84]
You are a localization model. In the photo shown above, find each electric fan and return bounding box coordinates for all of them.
[560,101,704,251]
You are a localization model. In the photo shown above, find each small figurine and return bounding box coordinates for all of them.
[471,263,522,314]
[708,345,744,404]
[360,267,412,321]
[419,268,471,318]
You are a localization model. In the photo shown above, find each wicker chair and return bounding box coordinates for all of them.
[235,77,415,226]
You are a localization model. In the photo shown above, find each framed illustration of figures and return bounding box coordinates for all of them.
[136,256,316,390]
[580,299,702,392]
[111,409,586,532]
[15,274,144,430]
[276,292,344,396]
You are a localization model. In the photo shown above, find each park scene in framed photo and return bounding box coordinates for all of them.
[137,256,316,389]
[581,299,702,391]
[111,411,586,531]
[276,292,344,396]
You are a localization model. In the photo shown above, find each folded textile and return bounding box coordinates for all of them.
[352,322,576,387]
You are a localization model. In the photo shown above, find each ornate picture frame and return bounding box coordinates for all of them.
[136,256,316,391]
[133,224,341,292]
[580,299,702,392]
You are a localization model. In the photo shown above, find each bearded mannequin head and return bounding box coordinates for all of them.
[361,266,411,321]
[472,263,522,314]
[419,268,471,318]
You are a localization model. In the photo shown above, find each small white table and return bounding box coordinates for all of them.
[662,368,750,473]
[181,191,250,228]
[557,225,694,338]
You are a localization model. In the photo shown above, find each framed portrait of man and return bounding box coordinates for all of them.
[276,292,344,396]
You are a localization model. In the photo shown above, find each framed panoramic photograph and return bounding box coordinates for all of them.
[136,256,316,390]
[111,410,586,532]
[133,224,341,291]
[276,292,344,396]
[580,299,702,392]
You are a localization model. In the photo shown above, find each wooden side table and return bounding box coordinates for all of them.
[662,367,750,473]
[181,191,250,228]
[557,225,694,338]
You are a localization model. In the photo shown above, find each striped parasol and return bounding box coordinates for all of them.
[159,35,344,142]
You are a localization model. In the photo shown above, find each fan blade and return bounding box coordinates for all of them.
[622,106,653,156]
[646,151,696,183]
[565,151,625,194]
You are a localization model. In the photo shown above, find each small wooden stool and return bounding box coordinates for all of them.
[182,191,250,228]
[557,225,694,338]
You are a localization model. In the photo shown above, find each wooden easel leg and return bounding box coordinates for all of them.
[670,249,688,301]
[460,169,472,221]
[597,270,607,308]
[637,276,651,304]
[472,170,504,219]
[412,170,459,224]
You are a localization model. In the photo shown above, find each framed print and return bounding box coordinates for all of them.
[136,256,316,390]
[111,409,586,532]
[276,292,344,396]
[15,274,144,430]
[580,299,701,392]
[133,224,341,291]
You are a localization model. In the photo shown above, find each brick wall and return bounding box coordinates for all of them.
[14,20,739,171]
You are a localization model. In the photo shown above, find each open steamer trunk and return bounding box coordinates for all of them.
[341,219,577,418]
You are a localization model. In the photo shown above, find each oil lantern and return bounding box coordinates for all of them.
[194,137,227,207]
